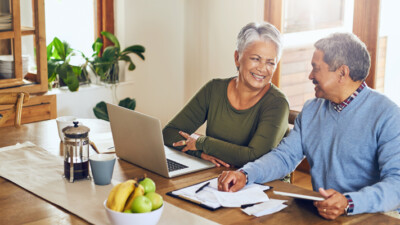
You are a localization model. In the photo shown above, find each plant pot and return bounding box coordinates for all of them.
[78,68,91,86]
[101,62,119,84]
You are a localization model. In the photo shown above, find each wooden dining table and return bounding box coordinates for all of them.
[0,119,398,225]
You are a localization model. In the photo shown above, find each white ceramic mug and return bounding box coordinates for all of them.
[56,116,77,141]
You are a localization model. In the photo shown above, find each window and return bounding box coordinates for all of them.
[279,0,354,110]
[377,0,400,106]
[45,0,95,61]
[283,0,345,33]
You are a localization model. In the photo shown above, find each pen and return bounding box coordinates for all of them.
[195,182,210,193]
[240,203,255,209]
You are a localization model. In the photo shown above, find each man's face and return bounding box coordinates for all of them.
[308,50,340,101]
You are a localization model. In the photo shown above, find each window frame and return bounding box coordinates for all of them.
[96,0,115,50]
[264,0,380,89]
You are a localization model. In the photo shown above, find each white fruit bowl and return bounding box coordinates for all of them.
[104,200,164,225]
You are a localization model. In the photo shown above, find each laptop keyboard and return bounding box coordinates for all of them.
[167,158,188,172]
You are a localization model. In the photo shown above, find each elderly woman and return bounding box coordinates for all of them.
[162,22,289,168]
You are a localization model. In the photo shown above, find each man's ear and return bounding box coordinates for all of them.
[338,65,350,82]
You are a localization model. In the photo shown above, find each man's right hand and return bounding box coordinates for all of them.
[217,170,246,192]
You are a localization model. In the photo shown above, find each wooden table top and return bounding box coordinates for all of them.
[0,119,398,225]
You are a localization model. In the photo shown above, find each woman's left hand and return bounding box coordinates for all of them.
[172,131,200,152]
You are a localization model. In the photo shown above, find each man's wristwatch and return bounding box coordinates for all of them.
[344,194,354,215]
[238,169,248,184]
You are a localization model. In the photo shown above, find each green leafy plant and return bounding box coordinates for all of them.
[90,31,145,84]
[93,98,136,121]
[47,37,84,92]
[91,31,145,120]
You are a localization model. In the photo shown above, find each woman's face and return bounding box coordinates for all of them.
[235,40,278,91]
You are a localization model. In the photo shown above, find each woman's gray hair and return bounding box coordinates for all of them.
[314,33,371,81]
[237,22,283,61]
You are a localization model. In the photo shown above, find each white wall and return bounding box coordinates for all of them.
[184,0,264,101]
[56,0,265,127]
[114,0,185,126]
[115,0,264,126]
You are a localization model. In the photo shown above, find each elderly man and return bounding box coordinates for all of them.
[217,33,400,220]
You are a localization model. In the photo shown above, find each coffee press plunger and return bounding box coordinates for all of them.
[62,121,90,182]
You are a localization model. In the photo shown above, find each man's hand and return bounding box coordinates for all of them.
[201,153,230,167]
[217,170,246,192]
[314,188,348,220]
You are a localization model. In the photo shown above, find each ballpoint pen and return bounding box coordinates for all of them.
[195,181,210,193]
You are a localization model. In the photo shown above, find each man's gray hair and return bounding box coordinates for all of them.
[314,33,371,81]
[237,22,283,61]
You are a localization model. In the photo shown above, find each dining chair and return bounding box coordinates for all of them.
[288,109,300,184]
[0,92,30,128]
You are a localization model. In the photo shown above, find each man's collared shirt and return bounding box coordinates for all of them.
[331,81,366,112]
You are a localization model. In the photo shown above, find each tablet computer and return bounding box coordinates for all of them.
[273,191,324,201]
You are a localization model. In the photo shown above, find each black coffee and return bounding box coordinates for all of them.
[64,159,89,181]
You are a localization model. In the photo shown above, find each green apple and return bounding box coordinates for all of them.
[145,192,163,210]
[124,209,132,213]
[131,196,152,213]
[139,177,156,194]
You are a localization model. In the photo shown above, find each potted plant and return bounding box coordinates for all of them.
[47,37,90,91]
[90,31,145,84]
[91,31,145,120]
[93,98,136,121]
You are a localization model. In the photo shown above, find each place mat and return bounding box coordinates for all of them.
[0,142,219,225]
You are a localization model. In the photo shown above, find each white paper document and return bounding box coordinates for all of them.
[90,132,115,153]
[241,199,288,217]
[171,177,271,209]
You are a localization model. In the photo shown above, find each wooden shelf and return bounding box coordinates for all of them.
[0,0,55,125]
[21,26,35,36]
[0,30,14,39]
[0,0,47,94]
[0,94,57,127]
[0,27,35,39]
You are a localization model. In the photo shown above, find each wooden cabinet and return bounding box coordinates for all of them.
[0,0,56,127]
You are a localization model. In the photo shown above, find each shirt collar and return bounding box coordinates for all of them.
[331,81,366,112]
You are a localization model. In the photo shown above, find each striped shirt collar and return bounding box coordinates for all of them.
[331,81,366,112]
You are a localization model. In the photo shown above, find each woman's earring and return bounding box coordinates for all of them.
[236,66,239,71]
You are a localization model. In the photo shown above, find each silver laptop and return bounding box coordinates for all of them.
[106,103,215,178]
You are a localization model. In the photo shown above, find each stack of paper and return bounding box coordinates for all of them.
[170,178,271,209]
[89,132,115,153]
[241,199,288,217]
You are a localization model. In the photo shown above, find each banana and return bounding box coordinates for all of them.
[107,179,137,212]
[106,182,123,209]
[123,183,145,211]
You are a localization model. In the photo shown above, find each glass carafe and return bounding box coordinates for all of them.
[62,121,90,182]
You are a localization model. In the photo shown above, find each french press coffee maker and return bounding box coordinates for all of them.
[62,121,90,182]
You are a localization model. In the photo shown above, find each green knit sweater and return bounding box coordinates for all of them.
[162,77,289,167]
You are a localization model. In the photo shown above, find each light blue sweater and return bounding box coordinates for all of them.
[243,86,400,214]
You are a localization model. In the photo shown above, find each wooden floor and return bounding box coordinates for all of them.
[292,170,312,190]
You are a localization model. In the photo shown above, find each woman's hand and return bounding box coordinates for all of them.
[172,131,200,152]
[201,153,230,168]
[173,131,230,167]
